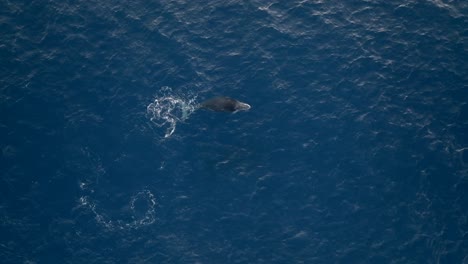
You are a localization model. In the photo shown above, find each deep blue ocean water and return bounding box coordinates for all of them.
[1,0,467,263]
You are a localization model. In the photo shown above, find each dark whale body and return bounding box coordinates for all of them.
[199,97,251,112]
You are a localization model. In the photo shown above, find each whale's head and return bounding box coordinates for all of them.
[234,101,251,112]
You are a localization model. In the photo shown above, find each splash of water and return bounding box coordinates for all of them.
[146,87,198,138]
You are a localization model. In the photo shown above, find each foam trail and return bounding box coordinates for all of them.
[146,87,197,138]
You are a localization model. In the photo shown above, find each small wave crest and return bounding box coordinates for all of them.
[146,86,198,138]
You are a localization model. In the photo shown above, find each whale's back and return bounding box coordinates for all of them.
[200,97,249,112]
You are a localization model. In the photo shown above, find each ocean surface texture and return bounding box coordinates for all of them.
[1,0,467,263]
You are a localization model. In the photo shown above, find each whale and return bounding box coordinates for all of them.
[199,97,251,113]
